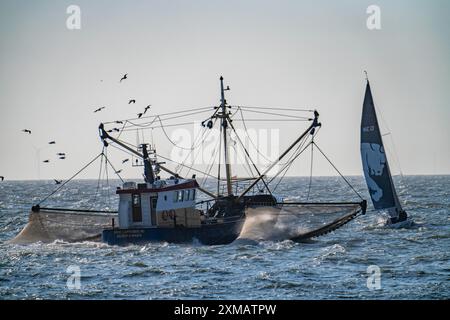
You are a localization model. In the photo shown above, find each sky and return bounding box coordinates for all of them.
[0,0,449,180]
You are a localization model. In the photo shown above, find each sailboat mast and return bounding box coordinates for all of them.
[219,76,233,196]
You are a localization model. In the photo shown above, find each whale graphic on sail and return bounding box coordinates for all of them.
[360,76,408,224]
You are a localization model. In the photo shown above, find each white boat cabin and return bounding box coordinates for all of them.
[116,178,200,229]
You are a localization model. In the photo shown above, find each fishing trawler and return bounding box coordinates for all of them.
[12,76,367,245]
[360,74,412,228]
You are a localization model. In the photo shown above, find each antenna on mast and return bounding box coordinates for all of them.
[364,70,369,82]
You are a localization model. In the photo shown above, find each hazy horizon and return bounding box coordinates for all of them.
[1,0,449,181]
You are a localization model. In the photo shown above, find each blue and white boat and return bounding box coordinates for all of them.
[360,75,412,227]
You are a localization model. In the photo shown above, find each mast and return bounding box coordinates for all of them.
[219,76,233,196]
[98,124,217,199]
[141,144,155,184]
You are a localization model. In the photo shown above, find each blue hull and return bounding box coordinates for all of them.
[102,219,245,245]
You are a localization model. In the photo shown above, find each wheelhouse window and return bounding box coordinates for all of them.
[191,189,196,200]
[178,190,184,202]
[173,191,178,202]
[131,194,142,223]
[185,190,190,201]
[132,194,140,207]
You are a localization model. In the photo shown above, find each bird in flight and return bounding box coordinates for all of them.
[48,141,56,145]
[122,159,129,164]
[22,129,31,134]
[120,74,128,82]
[115,170,122,174]
[0,176,4,181]
[43,160,50,163]
[128,99,136,104]
[137,113,143,119]
[57,153,66,156]
[54,179,62,185]
[144,105,151,114]
[115,121,124,124]
[94,107,105,113]
[59,156,66,160]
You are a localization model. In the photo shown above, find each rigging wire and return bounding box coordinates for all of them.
[121,109,213,129]
[268,129,311,184]
[312,142,364,201]
[104,149,111,209]
[306,139,314,201]
[119,121,197,132]
[269,126,321,192]
[156,153,219,180]
[88,148,106,211]
[238,107,274,163]
[103,106,214,125]
[179,119,217,176]
[270,137,312,192]
[217,120,222,195]
[37,153,104,206]
[373,102,405,179]
[103,153,125,184]
[238,106,316,112]
[200,132,222,187]
[233,119,310,122]
[238,108,312,120]
[157,116,205,151]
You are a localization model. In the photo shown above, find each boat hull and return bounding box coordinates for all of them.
[102,218,245,245]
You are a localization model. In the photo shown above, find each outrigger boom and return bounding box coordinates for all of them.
[98,123,217,199]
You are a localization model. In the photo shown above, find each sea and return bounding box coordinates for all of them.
[0,176,448,300]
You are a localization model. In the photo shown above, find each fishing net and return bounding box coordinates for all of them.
[238,203,364,242]
[10,209,116,244]
[11,203,363,244]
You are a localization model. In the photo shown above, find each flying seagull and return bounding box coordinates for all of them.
[22,129,31,134]
[0,176,4,181]
[43,160,50,163]
[94,107,105,113]
[59,157,66,160]
[120,74,128,82]
[48,141,56,145]
[144,105,151,114]
[122,159,129,164]
[57,153,66,156]
[128,99,136,104]
[54,179,62,185]
[115,170,122,174]
[137,113,143,119]
[115,121,123,124]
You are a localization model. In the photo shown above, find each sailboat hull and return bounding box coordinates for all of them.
[386,216,414,229]
[102,217,246,245]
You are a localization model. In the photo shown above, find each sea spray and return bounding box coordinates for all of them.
[236,207,310,242]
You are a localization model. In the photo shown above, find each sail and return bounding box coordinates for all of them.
[360,81,403,218]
